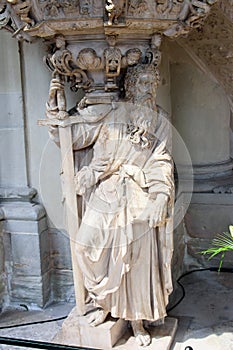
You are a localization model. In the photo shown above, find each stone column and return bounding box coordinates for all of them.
[0,31,51,308]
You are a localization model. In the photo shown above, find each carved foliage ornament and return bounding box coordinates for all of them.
[180,6,233,103]
[44,34,144,93]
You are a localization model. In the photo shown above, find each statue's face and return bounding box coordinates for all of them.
[136,73,157,97]
[127,51,141,66]
[56,36,65,49]
[82,52,95,66]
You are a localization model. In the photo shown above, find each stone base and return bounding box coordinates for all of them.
[114,317,178,350]
[54,307,177,350]
[53,307,128,349]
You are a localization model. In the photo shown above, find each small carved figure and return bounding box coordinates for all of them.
[7,0,33,26]
[105,0,125,25]
[45,1,60,17]
[104,45,122,90]
[62,0,79,13]
[79,0,91,15]
[145,34,162,67]
[106,34,118,47]
[46,72,68,120]
[49,35,73,75]
[128,0,148,16]
[155,0,173,14]
[104,47,122,77]
[121,48,142,67]
[46,35,69,120]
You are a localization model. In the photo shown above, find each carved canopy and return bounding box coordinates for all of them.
[0,0,217,41]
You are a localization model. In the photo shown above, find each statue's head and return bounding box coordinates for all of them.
[125,48,142,66]
[124,64,160,106]
[55,35,66,49]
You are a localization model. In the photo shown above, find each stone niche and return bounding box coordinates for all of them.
[1,0,233,349]
[1,1,232,343]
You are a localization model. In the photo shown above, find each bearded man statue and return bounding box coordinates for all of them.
[50,63,174,347]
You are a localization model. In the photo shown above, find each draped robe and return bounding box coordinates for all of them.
[50,101,174,321]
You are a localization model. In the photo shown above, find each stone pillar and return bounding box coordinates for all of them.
[1,189,50,308]
[21,38,75,303]
[0,31,51,308]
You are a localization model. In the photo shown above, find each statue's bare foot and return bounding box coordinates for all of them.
[88,308,108,327]
[144,317,165,328]
[131,320,151,347]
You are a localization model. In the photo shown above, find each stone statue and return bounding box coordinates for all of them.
[49,63,174,347]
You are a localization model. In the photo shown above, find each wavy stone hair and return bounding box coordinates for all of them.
[124,64,160,102]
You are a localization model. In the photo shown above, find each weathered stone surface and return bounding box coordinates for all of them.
[187,238,233,269]
[2,202,46,221]
[5,217,47,234]
[0,213,6,309]
[185,194,233,239]
[51,269,74,303]
[0,187,37,201]
[55,309,177,350]
[40,230,51,275]
[115,317,178,349]
[172,222,186,281]
[55,307,128,349]
[11,232,41,276]
[180,5,233,107]
[1,200,51,308]
[11,275,44,307]
[182,194,233,269]
[49,229,72,270]
[170,49,231,167]
[10,271,51,308]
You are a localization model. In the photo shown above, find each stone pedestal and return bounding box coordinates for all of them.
[0,187,51,308]
[54,307,177,350]
[114,317,178,350]
[54,307,128,349]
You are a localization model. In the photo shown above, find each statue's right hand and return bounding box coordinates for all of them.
[147,193,169,228]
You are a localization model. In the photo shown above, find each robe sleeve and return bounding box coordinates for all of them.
[143,109,174,199]
[72,122,102,151]
[48,121,102,150]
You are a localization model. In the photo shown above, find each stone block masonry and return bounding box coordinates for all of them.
[1,187,51,308]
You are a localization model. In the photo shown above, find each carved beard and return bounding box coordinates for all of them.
[127,93,157,149]
[133,93,157,111]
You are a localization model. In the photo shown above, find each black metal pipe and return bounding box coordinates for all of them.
[0,336,100,350]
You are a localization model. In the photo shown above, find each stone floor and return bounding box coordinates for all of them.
[0,269,233,349]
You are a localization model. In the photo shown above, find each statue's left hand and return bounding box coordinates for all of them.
[147,193,169,227]
[74,166,96,195]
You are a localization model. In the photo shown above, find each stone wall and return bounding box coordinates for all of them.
[169,41,233,275]
[0,209,6,311]
[0,31,52,308]
[184,193,233,269]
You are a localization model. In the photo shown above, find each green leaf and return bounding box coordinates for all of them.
[229,225,233,238]
[218,253,225,272]
[199,227,233,269]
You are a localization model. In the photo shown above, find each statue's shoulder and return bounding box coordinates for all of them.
[157,105,170,119]
[76,103,114,123]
